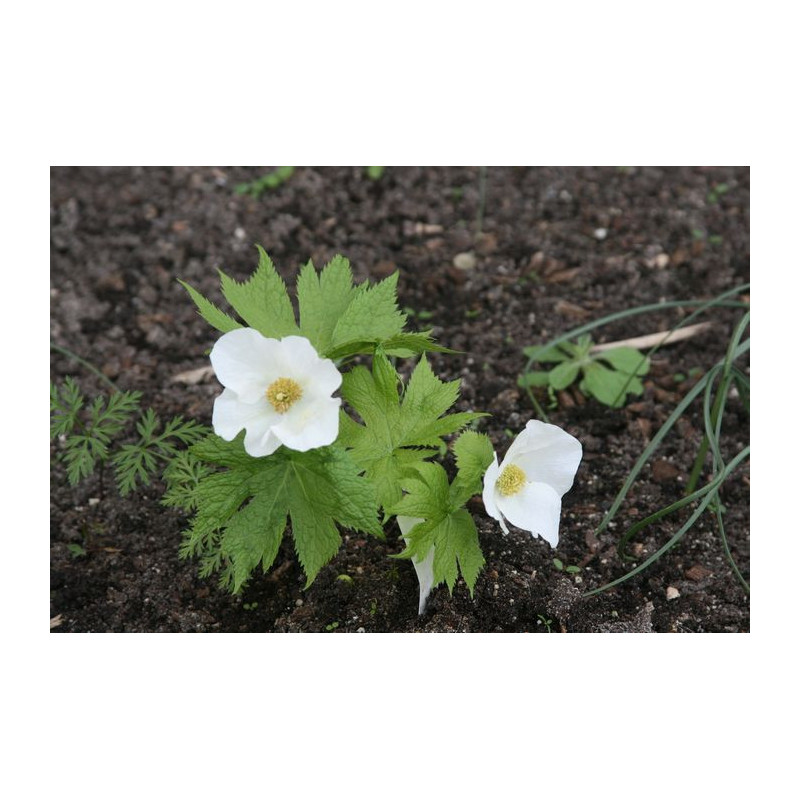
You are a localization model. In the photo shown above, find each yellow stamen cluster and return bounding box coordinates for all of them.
[266,377,303,413]
[496,463,526,497]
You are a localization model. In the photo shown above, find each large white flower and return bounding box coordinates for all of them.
[482,420,582,547]
[210,328,342,457]
[397,515,435,615]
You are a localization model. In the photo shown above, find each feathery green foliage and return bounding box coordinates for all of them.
[50,377,207,493]
[234,166,295,198]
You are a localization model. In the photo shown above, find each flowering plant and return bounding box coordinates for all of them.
[171,248,581,607]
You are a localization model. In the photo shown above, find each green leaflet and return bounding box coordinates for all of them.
[390,461,486,595]
[339,352,486,511]
[180,249,442,360]
[181,434,382,591]
[218,246,299,338]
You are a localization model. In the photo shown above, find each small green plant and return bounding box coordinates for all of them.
[235,166,295,198]
[67,543,87,559]
[537,614,554,632]
[561,287,749,598]
[365,166,385,180]
[552,558,581,574]
[519,334,649,408]
[50,376,207,495]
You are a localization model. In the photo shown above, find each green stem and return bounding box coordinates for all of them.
[686,312,750,494]
[50,342,117,391]
[584,446,750,598]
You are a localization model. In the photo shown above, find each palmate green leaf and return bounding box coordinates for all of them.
[177,279,241,333]
[340,352,486,510]
[182,434,382,591]
[451,430,494,505]
[329,271,407,350]
[219,246,300,338]
[390,462,485,595]
[182,249,443,360]
[297,255,357,355]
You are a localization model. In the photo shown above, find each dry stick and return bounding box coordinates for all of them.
[589,322,712,353]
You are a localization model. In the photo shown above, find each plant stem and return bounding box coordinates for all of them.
[50,342,117,390]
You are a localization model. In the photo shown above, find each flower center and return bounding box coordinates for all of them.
[496,463,527,497]
[265,377,303,413]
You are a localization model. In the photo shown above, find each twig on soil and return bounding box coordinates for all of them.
[590,322,712,353]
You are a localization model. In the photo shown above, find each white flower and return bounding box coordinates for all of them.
[210,328,342,457]
[397,515,435,616]
[482,420,582,547]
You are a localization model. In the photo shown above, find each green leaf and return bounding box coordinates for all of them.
[325,331,452,361]
[517,371,551,388]
[341,353,486,510]
[523,343,572,363]
[549,361,581,390]
[582,362,643,407]
[329,272,407,351]
[452,431,494,487]
[432,509,484,593]
[178,280,241,334]
[183,436,382,590]
[50,377,84,438]
[391,463,485,595]
[595,347,650,376]
[218,246,299,338]
[297,255,357,355]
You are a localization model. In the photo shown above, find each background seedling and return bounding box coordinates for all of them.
[519,334,650,408]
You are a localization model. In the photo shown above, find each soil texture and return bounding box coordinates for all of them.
[50,166,750,632]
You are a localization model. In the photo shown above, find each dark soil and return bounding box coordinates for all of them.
[50,166,750,633]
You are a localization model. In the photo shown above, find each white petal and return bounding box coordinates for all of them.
[212,388,270,438]
[271,395,341,451]
[279,336,342,395]
[397,516,435,615]
[243,424,282,457]
[212,388,283,456]
[482,454,509,535]
[504,419,582,496]
[210,328,284,403]
[496,481,563,548]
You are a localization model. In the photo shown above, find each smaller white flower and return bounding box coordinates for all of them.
[397,516,435,616]
[210,328,342,457]
[482,420,582,548]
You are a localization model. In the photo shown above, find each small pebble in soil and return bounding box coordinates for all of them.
[666,586,681,601]
[357,627,366,633]
[453,251,477,271]
[594,228,608,240]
